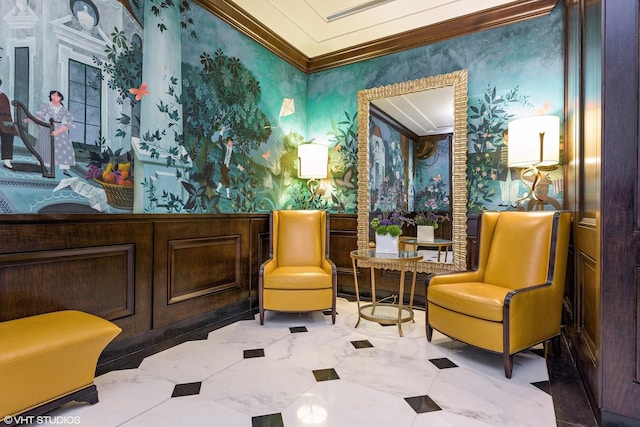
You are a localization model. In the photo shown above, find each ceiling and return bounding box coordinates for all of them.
[197,0,558,136]
[202,0,558,72]
[226,0,523,58]
[371,86,454,136]
[194,0,557,135]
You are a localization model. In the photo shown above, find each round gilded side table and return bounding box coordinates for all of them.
[349,249,423,337]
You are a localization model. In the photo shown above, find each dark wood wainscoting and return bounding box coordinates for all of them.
[153,217,253,329]
[0,212,476,371]
[328,214,360,290]
[0,214,269,367]
[0,218,153,340]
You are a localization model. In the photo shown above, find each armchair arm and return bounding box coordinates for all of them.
[427,269,483,287]
[259,257,276,277]
[504,281,562,352]
[321,258,337,275]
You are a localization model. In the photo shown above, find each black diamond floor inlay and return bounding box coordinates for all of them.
[252,412,284,427]
[289,326,308,333]
[405,395,442,414]
[244,348,265,359]
[313,368,340,382]
[171,382,202,398]
[322,309,335,316]
[351,339,374,349]
[429,357,458,369]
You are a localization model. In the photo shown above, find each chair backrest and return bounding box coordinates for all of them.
[272,210,327,267]
[480,211,567,290]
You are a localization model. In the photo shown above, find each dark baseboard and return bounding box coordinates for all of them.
[548,332,598,427]
[96,302,256,376]
[601,411,640,427]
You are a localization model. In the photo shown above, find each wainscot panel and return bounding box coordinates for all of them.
[153,216,263,329]
[0,217,153,340]
[0,214,271,358]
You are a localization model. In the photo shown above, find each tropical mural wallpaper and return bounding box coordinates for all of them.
[368,117,406,213]
[0,0,563,215]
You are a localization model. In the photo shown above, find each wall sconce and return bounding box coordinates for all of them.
[507,115,560,206]
[298,143,328,208]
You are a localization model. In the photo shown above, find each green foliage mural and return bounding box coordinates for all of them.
[0,0,561,215]
[181,49,307,213]
[255,132,309,212]
[93,28,143,144]
[94,28,142,107]
[189,49,271,154]
[149,0,197,38]
[142,44,358,214]
[139,77,185,167]
[466,85,532,213]
[326,112,358,213]
[90,4,337,214]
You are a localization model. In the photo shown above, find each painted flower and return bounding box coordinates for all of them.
[129,82,149,101]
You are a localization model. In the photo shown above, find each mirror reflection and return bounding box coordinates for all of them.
[356,70,468,274]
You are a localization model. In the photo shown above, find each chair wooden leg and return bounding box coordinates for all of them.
[504,352,513,379]
[259,306,264,325]
[425,299,433,341]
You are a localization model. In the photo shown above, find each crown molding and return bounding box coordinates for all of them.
[195,0,311,71]
[195,0,559,74]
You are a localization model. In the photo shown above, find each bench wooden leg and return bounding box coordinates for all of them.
[72,385,99,405]
[2,385,99,427]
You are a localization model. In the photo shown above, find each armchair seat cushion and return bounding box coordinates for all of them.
[264,266,332,290]
[428,282,508,322]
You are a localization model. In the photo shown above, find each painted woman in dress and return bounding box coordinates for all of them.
[34,90,75,176]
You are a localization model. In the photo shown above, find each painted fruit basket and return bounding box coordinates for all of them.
[94,177,134,210]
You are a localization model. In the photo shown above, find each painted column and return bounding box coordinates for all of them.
[132,1,191,212]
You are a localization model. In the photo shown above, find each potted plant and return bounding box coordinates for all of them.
[414,211,439,241]
[370,210,413,253]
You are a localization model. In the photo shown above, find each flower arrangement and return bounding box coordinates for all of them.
[414,211,440,229]
[370,210,413,237]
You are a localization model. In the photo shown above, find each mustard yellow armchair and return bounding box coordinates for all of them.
[426,211,571,378]
[259,210,337,324]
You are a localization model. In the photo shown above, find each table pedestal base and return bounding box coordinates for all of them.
[355,303,415,336]
[350,249,422,337]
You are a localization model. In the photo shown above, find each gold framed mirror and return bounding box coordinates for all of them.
[356,69,468,273]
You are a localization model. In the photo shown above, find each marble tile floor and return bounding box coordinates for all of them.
[41,298,595,427]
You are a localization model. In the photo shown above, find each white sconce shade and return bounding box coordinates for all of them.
[298,144,328,179]
[507,115,560,167]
